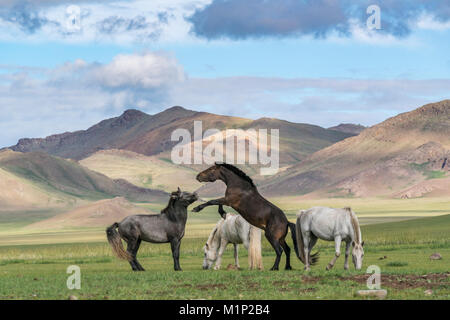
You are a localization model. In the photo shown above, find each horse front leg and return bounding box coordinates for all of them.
[170,239,182,271]
[233,244,240,269]
[192,197,226,214]
[344,241,351,270]
[327,236,342,270]
[127,238,144,271]
[214,238,228,270]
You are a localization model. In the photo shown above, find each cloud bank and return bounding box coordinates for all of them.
[1,51,449,147]
[188,0,450,40]
[0,0,449,43]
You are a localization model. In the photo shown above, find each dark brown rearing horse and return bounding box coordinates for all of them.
[192,163,318,270]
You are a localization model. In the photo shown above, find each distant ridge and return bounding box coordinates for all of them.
[8,105,355,166]
[328,123,366,135]
[10,106,197,160]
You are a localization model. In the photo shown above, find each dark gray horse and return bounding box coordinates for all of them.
[106,188,198,271]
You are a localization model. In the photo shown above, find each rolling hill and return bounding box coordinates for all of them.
[260,100,450,197]
[0,149,168,208]
[25,197,155,230]
[79,149,203,192]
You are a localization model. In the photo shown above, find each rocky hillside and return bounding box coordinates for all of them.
[9,107,197,160]
[260,100,450,198]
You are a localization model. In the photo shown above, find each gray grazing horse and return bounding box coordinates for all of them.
[296,206,364,271]
[203,205,263,270]
[106,188,198,271]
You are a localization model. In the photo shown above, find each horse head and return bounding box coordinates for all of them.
[352,240,365,270]
[202,242,218,270]
[196,163,222,183]
[170,187,198,207]
[202,226,220,269]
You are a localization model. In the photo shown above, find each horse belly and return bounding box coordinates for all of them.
[309,215,336,241]
[138,222,170,243]
[140,232,169,243]
[228,234,244,244]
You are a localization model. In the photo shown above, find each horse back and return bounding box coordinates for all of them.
[299,207,352,241]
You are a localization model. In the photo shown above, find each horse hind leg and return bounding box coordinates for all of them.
[265,232,283,271]
[308,234,318,266]
[279,237,292,270]
[127,238,145,271]
[302,232,311,271]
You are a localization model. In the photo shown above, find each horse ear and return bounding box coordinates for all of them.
[352,241,355,247]
[177,187,181,193]
[361,241,365,247]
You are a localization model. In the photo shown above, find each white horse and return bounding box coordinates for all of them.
[296,206,364,271]
[203,207,263,270]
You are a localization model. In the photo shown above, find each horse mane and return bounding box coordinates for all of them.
[216,162,255,187]
[161,195,177,214]
[206,222,221,247]
[347,208,361,244]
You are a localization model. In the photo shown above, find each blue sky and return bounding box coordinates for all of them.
[0,0,449,147]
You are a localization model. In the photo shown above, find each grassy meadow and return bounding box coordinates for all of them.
[0,196,449,300]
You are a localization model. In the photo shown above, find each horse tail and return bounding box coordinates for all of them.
[295,211,319,266]
[248,225,263,270]
[218,204,227,219]
[288,222,301,262]
[106,223,132,261]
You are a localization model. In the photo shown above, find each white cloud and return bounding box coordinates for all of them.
[416,14,450,31]
[91,52,185,89]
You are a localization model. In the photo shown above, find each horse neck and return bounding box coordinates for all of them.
[207,224,222,252]
[219,167,254,190]
[165,201,188,223]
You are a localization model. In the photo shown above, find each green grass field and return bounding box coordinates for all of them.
[0,197,449,300]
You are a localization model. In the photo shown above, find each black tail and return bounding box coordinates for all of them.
[218,204,227,219]
[288,222,301,260]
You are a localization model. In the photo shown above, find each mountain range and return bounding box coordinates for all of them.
[1,100,449,228]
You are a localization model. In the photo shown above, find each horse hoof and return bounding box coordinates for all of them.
[270,267,279,271]
[285,266,293,270]
[326,264,333,271]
